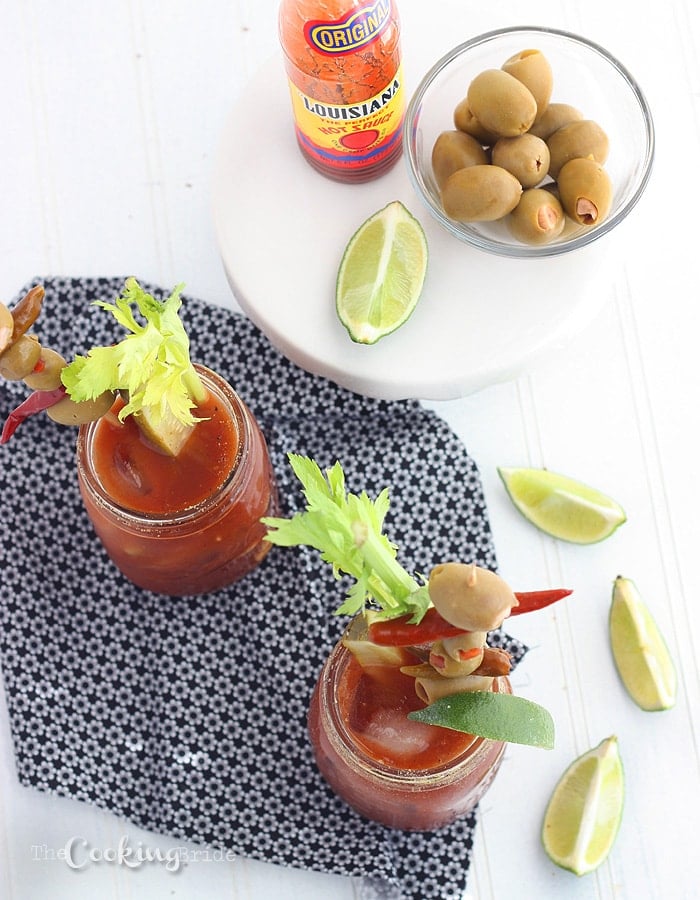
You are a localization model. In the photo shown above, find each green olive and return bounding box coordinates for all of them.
[23,347,67,390]
[0,302,13,354]
[442,631,486,668]
[491,133,550,188]
[428,562,517,631]
[46,390,115,426]
[453,97,498,145]
[557,157,613,225]
[0,334,41,380]
[432,130,489,189]
[441,164,522,222]
[439,50,613,242]
[441,630,487,667]
[467,69,537,138]
[501,48,553,121]
[508,188,566,244]
[547,119,609,178]
[429,639,484,678]
[528,102,584,140]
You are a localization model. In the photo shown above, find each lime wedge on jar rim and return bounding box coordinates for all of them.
[497,466,626,544]
[542,736,624,876]
[609,576,677,711]
[336,201,428,345]
[408,690,555,749]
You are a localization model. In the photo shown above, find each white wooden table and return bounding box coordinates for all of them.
[1,1,698,899]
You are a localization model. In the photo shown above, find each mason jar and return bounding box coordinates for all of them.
[76,365,277,595]
[308,636,509,830]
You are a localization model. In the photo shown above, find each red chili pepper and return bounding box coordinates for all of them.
[511,588,573,615]
[368,587,573,646]
[1,386,66,444]
[368,607,468,646]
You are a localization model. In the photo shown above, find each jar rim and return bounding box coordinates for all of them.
[319,640,508,789]
[75,364,250,528]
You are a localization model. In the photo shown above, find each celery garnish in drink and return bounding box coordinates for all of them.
[264,454,557,749]
[61,278,207,455]
[263,453,431,622]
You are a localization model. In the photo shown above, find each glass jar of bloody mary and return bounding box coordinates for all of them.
[75,365,278,596]
[308,635,510,830]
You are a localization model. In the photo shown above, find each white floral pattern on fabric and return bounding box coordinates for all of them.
[0,277,526,900]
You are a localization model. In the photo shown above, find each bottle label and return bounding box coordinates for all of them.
[304,0,392,55]
[286,64,404,172]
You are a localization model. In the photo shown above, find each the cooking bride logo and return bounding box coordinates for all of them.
[31,835,238,872]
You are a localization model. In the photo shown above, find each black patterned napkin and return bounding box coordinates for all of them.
[0,277,525,900]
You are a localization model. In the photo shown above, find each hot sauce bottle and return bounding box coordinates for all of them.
[279,0,405,182]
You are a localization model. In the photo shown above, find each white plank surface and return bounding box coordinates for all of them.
[1,1,699,899]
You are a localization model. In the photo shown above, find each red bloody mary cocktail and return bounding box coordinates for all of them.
[264,458,558,831]
[308,637,509,831]
[76,365,277,595]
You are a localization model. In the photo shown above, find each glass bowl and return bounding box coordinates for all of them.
[403,26,654,258]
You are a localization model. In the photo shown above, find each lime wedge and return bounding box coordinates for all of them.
[609,576,677,711]
[408,690,555,749]
[336,201,428,345]
[497,466,626,544]
[542,736,624,876]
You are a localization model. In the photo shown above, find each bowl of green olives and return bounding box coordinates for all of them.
[404,26,654,257]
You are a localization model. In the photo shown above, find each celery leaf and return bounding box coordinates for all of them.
[61,278,206,428]
[263,454,430,621]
